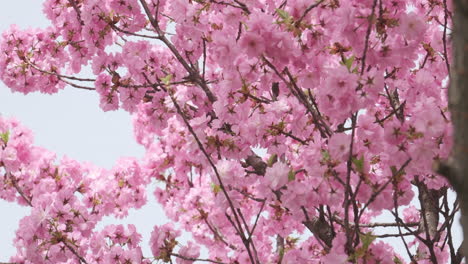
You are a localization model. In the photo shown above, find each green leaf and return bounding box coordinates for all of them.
[210,183,221,194]
[351,232,376,260]
[344,55,355,71]
[161,74,173,85]
[267,154,278,167]
[288,170,295,182]
[391,165,405,177]
[0,131,9,144]
[393,256,403,264]
[321,150,330,161]
[286,236,300,245]
[352,156,364,173]
[278,246,284,259]
[360,232,376,249]
[276,9,290,20]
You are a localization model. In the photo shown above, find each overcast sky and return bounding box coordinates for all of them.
[0,1,169,260]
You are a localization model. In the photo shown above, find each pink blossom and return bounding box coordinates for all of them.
[328,133,351,161]
[240,32,266,58]
[264,162,290,190]
[399,12,427,40]
[177,242,200,264]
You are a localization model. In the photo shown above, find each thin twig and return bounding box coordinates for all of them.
[360,0,378,75]
[139,0,217,102]
[109,23,161,39]
[392,173,416,262]
[344,113,357,252]
[25,60,95,82]
[60,79,95,90]
[9,174,89,263]
[296,0,325,26]
[9,174,33,206]
[442,0,451,75]
[68,0,84,26]
[359,158,412,217]
[171,253,229,264]
[166,86,256,263]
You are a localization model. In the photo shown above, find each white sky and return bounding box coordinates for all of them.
[0,1,169,260]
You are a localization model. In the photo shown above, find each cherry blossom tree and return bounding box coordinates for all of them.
[0,0,462,263]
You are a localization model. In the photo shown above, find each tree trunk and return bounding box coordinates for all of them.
[448,0,468,258]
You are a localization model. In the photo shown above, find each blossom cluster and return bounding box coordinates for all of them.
[0,0,455,263]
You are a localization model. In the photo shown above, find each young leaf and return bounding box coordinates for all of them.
[352,156,365,173]
[161,74,173,85]
[344,55,355,71]
[211,183,221,194]
[276,9,290,20]
[268,154,278,167]
[0,131,9,144]
[288,170,295,181]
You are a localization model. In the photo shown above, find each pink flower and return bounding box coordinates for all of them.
[323,233,349,264]
[150,223,180,258]
[328,133,350,161]
[240,32,266,58]
[2,146,19,171]
[212,159,244,186]
[403,205,420,223]
[177,242,200,264]
[399,12,426,40]
[264,162,290,190]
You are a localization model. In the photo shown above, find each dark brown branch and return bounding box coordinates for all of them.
[25,59,94,82]
[247,201,266,242]
[344,113,357,253]
[63,240,89,264]
[295,0,325,26]
[440,191,458,261]
[372,232,415,238]
[392,193,417,263]
[332,216,419,228]
[276,235,284,264]
[121,79,206,90]
[414,180,439,263]
[360,0,378,75]
[171,253,229,264]
[9,174,33,207]
[108,23,161,39]
[60,79,95,90]
[374,100,406,125]
[415,180,440,241]
[210,0,250,14]
[232,0,251,14]
[68,0,84,26]
[442,0,451,75]
[384,85,404,122]
[301,206,333,249]
[359,158,412,217]
[166,89,256,263]
[200,211,237,250]
[283,67,333,137]
[262,56,332,137]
